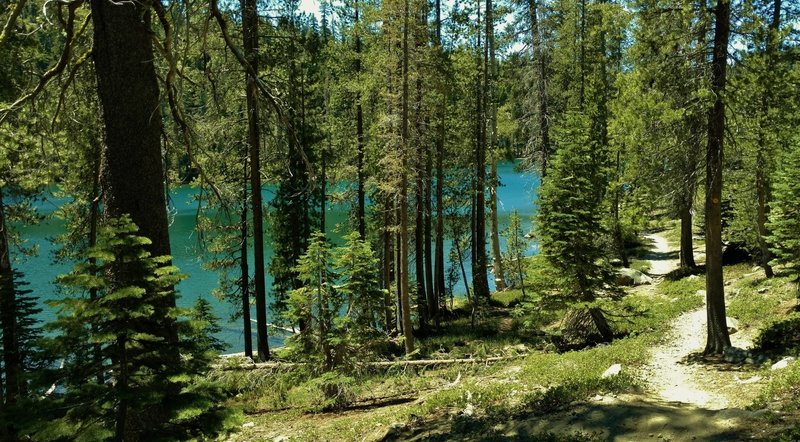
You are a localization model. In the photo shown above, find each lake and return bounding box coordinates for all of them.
[15,161,540,352]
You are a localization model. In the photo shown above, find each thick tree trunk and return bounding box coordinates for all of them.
[704,0,732,355]
[240,0,269,360]
[0,187,21,404]
[91,0,178,354]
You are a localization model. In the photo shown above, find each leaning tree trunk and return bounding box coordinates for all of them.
[91,0,178,351]
[704,0,732,355]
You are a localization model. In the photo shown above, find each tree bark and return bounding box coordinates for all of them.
[472,0,491,300]
[529,0,550,178]
[0,186,21,404]
[433,0,446,321]
[400,0,415,353]
[382,199,394,331]
[91,0,178,353]
[755,0,781,279]
[679,200,697,270]
[704,0,732,355]
[486,0,505,292]
[414,4,428,331]
[241,159,253,359]
[240,0,269,360]
[355,0,366,239]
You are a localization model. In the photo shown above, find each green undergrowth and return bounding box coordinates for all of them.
[218,257,714,441]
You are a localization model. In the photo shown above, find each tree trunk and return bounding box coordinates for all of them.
[355,0,366,239]
[755,0,781,279]
[382,200,394,331]
[433,0,446,321]
[91,0,178,353]
[589,308,614,343]
[529,0,550,178]
[704,0,732,355]
[0,186,21,404]
[425,141,436,325]
[679,200,697,270]
[472,0,491,300]
[240,0,269,360]
[89,146,104,382]
[241,159,253,359]
[400,0,414,353]
[486,0,505,293]
[414,8,428,331]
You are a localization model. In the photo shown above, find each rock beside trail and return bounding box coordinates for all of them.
[723,347,769,365]
[726,317,739,334]
[602,364,622,378]
[771,357,796,371]
[615,268,653,286]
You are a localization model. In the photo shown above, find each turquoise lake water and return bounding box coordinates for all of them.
[15,161,540,352]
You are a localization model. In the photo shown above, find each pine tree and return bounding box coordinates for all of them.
[536,111,617,341]
[41,216,231,440]
[767,141,800,288]
[286,232,340,371]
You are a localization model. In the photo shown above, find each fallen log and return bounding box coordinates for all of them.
[212,354,528,371]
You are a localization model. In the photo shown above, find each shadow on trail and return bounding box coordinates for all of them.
[383,397,753,441]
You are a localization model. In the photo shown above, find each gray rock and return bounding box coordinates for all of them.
[615,268,653,286]
[726,317,739,334]
[757,287,769,294]
[771,357,796,371]
[602,363,622,378]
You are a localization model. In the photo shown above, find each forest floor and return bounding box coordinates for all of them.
[221,226,800,441]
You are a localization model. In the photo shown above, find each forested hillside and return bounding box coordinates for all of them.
[0,0,799,439]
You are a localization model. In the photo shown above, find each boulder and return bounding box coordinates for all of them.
[615,268,653,286]
[610,258,624,268]
[726,317,739,334]
[771,357,796,371]
[602,363,622,378]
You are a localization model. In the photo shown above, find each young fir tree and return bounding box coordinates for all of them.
[286,232,341,372]
[336,232,386,345]
[767,141,800,290]
[503,210,528,298]
[536,111,617,342]
[39,216,233,441]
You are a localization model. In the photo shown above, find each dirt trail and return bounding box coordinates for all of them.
[498,232,762,441]
[643,232,754,410]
